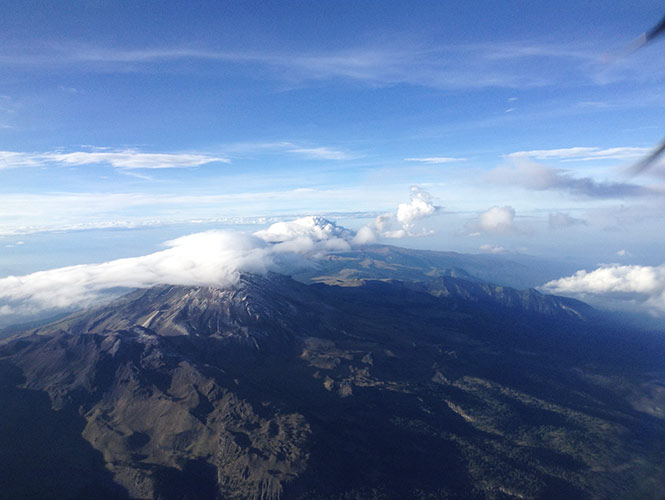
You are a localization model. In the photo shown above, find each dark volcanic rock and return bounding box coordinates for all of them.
[34,273,317,342]
[1,273,664,500]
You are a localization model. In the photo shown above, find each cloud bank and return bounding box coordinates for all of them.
[0,216,356,317]
[0,185,444,319]
[488,158,651,198]
[541,264,665,315]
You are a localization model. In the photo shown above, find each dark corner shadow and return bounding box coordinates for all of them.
[0,360,130,500]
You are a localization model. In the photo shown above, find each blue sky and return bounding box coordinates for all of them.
[2,1,665,319]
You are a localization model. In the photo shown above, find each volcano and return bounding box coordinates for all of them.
[1,273,664,500]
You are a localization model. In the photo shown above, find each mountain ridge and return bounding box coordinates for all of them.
[23,272,593,343]
[1,272,663,500]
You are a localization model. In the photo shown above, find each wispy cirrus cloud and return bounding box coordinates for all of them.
[0,149,229,170]
[404,157,467,164]
[215,141,356,161]
[508,146,649,162]
[286,146,356,160]
[0,39,623,90]
[0,143,358,171]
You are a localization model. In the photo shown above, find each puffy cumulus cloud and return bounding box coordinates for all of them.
[255,216,351,243]
[479,206,515,233]
[358,186,441,241]
[548,212,587,229]
[488,157,651,198]
[541,264,665,315]
[0,216,358,318]
[351,225,378,245]
[462,206,522,237]
[475,206,516,234]
[254,216,353,255]
[397,187,438,230]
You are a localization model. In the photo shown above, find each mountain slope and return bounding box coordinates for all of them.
[1,273,664,500]
[293,244,582,289]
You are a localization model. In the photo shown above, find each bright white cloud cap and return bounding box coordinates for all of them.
[541,264,665,315]
[0,216,357,316]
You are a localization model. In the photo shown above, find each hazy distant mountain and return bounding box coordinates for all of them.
[293,244,583,290]
[1,273,663,500]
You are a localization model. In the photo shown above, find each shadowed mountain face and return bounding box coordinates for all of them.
[1,273,664,500]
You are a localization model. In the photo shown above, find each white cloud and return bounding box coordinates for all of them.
[0,186,443,316]
[1,39,623,91]
[209,141,359,161]
[0,216,358,317]
[358,186,441,241]
[549,212,586,229]
[287,147,354,160]
[479,244,506,254]
[404,157,466,164]
[0,151,44,168]
[254,216,353,254]
[397,187,438,230]
[541,264,665,315]
[0,150,229,170]
[477,206,516,234]
[0,231,272,314]
[351,225,378,245]
[617,249,631,257]
[488,157,651,198]
[508,146,649,162]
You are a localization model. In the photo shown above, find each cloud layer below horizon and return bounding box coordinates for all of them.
[0,217,344,317]
[0,187,442,318]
